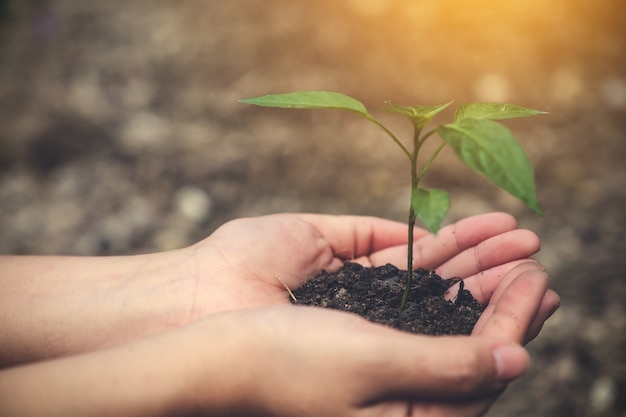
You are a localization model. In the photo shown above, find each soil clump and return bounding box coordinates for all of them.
[292,262,483,335]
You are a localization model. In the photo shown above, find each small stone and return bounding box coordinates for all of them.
[589,376,616,413]
[175,186,212,223]
[120,112,170,151]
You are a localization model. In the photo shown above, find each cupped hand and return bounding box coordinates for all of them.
[184,212,550,326]
[190,260,556,417]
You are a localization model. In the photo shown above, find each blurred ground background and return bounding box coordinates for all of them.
[0,1,624,415]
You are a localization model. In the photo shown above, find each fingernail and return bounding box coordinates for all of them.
[492,344,529,382]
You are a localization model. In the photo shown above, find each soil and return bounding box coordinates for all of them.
[292,262,483,335]
[1,2,625,416]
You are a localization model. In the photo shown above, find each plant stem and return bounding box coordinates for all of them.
[367,116,412,160]
[400,123,422,313]
[401,206,416,312]
[418,141,447,182]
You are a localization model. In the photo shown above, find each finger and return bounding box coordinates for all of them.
[416,212,519,270]
[411,212,519,270]
[524,289,560,344]
[483,261,547,307]
[471,261,544,336]
[404,396,497,417]
[473,262,548,343]
[360,334,529,403]
[446,259,537,305]
[367,396,497,417]
[365,212,518,270]
[296,214,422,260]
[435,229,540,280]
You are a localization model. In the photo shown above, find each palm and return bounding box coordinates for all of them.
[188,212,540,316]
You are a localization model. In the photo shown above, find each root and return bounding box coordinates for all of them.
[275,274,297,303]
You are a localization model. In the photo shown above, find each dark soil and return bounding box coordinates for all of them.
[292,262,483,335]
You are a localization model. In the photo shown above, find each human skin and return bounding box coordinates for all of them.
[0,284,544,417]
[0,212,559,416]
[0,212,554,365]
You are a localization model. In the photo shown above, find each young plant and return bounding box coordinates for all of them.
[241,91,545,311]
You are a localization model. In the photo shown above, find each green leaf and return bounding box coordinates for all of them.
[438,119,542,214]
[385,101,452,128]
[454,103,547,123]
[240,91,373,118]
[411,188,450,233]
[242,91,412,159]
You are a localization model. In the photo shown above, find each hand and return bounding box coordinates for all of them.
[185,212,551,326]
[0,268,552,417]
[190,304,531,417]
[208,262,556,417]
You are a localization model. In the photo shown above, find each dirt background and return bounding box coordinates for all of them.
[0,1,625,415]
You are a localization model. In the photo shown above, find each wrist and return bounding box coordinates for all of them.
[0,316,235,417]
[168,311,262,416]
[0,250,201,366]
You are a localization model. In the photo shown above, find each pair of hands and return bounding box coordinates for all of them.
[0,212,559,417]
[174,212,559,416]
[187,212,557,339]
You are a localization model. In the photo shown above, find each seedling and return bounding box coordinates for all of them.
[241,91,545,311]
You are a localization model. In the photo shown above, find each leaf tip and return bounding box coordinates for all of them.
[531,203,544,216]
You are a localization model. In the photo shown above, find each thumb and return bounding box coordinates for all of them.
[360,335,529,402]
